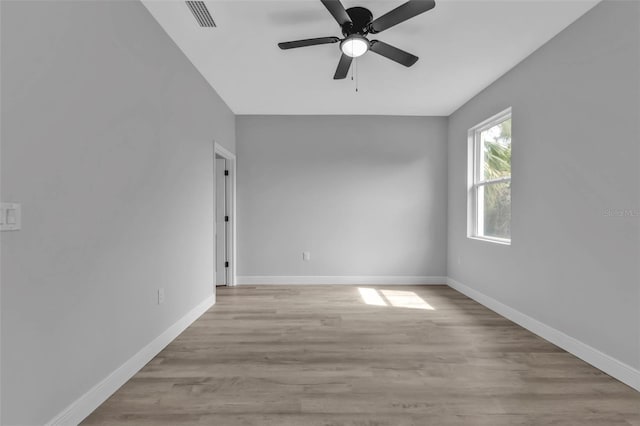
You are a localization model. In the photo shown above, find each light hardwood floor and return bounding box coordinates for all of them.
[83,285,640,425]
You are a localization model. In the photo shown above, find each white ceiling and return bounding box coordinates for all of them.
[141,0,599,116]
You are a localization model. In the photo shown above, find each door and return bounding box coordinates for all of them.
[215,156,228,286]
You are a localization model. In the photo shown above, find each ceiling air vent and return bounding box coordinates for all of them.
[186,1,216,28]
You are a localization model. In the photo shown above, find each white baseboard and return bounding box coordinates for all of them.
[446,277,640,392]
[46,294,216,426]
[237,275,447,285]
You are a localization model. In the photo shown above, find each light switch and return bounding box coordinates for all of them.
[303,251,311,261]
[1,203,21,231]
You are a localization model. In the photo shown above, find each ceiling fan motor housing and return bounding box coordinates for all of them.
[342,7,374,36]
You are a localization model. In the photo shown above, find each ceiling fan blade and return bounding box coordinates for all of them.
[278,36,341,50]
[369,0,435,33]
[333,54,353,79]
[320,0,352,26]
[369,40,418,67]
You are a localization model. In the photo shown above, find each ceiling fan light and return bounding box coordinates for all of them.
[341,35,369,58]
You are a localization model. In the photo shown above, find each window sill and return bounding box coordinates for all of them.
[467,235,511,246]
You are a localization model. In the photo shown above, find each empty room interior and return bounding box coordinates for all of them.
[1,0,639,424]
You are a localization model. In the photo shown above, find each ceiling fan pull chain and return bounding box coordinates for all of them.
[351,57,354,81]
[355,57,359,92]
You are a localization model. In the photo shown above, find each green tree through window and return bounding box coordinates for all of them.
[481,119,511,238]
[469,109,512,243]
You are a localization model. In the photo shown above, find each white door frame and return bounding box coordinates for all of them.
[214,142,236,287]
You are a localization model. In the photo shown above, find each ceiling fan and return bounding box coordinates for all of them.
[278,0,436,80]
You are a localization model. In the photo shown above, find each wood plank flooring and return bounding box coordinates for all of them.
[83,285,640,425]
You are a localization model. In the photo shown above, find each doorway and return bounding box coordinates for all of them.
[214,143,236,287]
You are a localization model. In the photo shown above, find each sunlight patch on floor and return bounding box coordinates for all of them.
[357,287,387,306]
[380,289,435,310]
[357,288,435,310]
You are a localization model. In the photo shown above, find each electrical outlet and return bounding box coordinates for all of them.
[158,288,165,305]
[302,251,311,261]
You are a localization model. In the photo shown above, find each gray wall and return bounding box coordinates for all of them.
[447,0,640,369]
[0,1,235,424]
[237,116,448,278]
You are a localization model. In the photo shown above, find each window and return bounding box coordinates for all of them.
[468,108,512,244]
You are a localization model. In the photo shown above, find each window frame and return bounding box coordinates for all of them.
[467,107,512,245]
